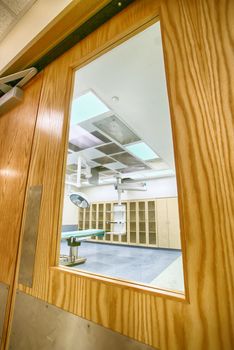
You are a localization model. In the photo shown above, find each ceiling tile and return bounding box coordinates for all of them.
[96,143,124,155]
[87,160,99,168]
[112,152,143,167]
[68,142,80,152]
[69,125,103,150]
[0,4,14,36]
[79,148,105,160]
[93,156,115,165]
[104,162,126,170]
[2,0,34,15]
[91,130,111,143]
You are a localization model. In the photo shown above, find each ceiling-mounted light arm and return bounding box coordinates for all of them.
[77,156,82,188]
[76,156,92,188]
[116,182,147,191]
[116,176,122,205]
[114,176,147,205]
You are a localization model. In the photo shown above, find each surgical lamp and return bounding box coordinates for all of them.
[69,192,90,209]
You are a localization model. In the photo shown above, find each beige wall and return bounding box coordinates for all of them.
[62,186,79,225]
[0,0,73,74]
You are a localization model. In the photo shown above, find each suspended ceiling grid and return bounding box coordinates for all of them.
[66,111,172,187]
[66,22,176,187]
[72,21,175,170]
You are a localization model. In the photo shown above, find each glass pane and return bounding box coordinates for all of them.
[60,21,184,293]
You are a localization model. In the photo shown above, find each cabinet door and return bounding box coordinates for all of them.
[167,198,181,249]
[157,199,169,247]
[148,200,157,246]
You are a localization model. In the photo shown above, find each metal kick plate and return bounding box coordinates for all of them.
[18,185,42,287]
[0,282,9,342]
[9,291,157,350]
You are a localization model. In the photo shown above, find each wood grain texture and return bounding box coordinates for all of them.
[160,0,234,348]
[0,75,43,350]
[12,0,234,349]
[0,75,43,285]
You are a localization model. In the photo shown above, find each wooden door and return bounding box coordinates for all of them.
[1,0,233,349]
[0,75,43,349]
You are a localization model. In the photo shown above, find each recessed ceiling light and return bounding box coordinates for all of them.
[112,96,119,103]
[126,142,159,161]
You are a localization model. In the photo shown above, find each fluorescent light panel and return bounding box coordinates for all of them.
[69,125,103,150]
[126,142,159,161]
[104,161,126,170]
[71,91,110,125]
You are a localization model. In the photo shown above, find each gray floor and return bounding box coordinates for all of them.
[151,256,184,291]
[60,241,181,285]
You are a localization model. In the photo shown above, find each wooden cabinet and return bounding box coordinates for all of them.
[78,197,181,249]
[157,199,169,248]
[167,198,181,249]
[157,198,181,249]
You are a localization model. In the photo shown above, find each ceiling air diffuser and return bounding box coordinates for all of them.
[94,115,140,145]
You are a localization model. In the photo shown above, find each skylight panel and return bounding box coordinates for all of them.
[71,91,110,125]
[126,142,159,161]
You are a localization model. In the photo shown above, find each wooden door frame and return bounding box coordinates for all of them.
[53,10,188,300]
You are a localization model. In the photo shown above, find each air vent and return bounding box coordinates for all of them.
[94,115,140,145]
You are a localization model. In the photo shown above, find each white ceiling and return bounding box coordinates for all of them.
[73,21,175,170]
[0,0,37,42]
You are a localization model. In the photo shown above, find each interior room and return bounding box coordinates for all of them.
[60,22,184,292]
